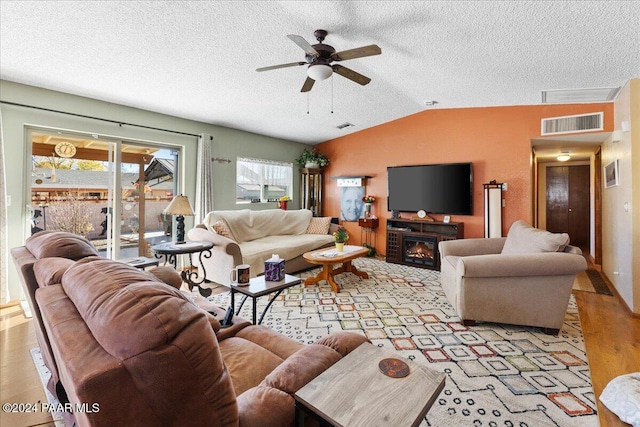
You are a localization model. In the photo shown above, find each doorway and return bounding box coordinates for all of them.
[545,164,590,250]
[29,130,178,259]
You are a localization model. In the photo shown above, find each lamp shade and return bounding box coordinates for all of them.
[307,64,333,81]
[164,195,194,216]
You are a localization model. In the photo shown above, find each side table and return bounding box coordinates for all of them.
[119,256,160,270]
[359,217,378,253]
[230,275,302,325]
[295,342,446,427]
[151,241,213,297]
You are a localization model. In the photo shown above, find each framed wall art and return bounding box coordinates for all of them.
[604,159,619,188]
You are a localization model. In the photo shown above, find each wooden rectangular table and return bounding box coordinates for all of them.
[294,342,446,427]
[230,274,302,325]
[302,245,370,293]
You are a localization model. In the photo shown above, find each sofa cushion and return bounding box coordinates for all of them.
[148,266,183,289]
[33,257,75,287]
[26,230,99,260]
[501,220,569,254]
[219,337,285,396]
[263,344,342,393]
[212,219,236,241]
[203,209,312,243]
[306,216,332,234]
[240,234,335,276]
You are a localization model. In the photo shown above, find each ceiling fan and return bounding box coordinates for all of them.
[256,29,381,92]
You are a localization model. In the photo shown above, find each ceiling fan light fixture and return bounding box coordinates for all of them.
[557,152,571,162]
[307,64,332,81]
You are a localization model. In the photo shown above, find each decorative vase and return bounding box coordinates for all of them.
[335,242,345,252]
[364,203,372,217]
[279,201,288,210]
[305,162,319,169]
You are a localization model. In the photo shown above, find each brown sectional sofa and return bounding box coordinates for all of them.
[12,231,368,426]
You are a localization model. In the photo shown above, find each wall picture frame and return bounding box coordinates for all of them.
[604,160,619,188]
[339,185,365,221]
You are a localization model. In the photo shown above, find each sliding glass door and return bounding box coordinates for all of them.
[29,130,178,259]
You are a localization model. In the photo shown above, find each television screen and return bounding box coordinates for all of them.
[387,163,473,215]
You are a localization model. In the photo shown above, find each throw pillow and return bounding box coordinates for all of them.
[599,372,640,427]
[306,217,331,234]
[212,219,235,241]
[501,220,570,254]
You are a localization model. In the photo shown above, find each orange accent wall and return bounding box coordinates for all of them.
[317,103,613,257]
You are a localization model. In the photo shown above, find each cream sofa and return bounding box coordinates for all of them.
[188,209,336,286]
[438,220,587,335]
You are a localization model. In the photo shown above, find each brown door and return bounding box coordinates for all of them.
[546,165,590,249]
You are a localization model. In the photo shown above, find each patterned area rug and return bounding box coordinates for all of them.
[210,258,598,427]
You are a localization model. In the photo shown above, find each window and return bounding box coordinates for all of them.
[236,157,293,204]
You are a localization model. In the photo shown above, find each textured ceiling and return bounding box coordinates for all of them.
[1,1,639,146]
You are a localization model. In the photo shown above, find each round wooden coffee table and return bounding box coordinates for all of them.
[302,245,369,293]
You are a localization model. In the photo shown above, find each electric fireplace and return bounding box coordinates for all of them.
[402,235,438,267]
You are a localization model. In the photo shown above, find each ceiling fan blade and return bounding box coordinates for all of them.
[301,77,315,92]
[332,64,371,86]
[331,44,381,61]
[287,34,319,57]
[256,61,306,72]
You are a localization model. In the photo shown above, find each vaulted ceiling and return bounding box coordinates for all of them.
[1,1,638,146]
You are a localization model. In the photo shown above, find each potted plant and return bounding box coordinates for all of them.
[332,226,349,252]
[295,148,330,169]
[278,195,291,210]
[362,195,375,217]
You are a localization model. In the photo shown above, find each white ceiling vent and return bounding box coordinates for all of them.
[541,112,603,136]
[542,87,620,104]
[336,122,354,130]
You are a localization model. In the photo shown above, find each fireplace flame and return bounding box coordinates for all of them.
[406,242,433,259]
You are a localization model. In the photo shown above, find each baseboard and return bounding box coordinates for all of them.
[599,271,638,318]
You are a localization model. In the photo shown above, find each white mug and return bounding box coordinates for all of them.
[230,264,250,285]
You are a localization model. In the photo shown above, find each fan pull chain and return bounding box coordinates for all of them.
[307,92,309,114]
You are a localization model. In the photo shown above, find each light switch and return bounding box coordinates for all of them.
[624,202,630,212]
[502,183,507,191]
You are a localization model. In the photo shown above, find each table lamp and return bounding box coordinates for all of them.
[164,195,194,244]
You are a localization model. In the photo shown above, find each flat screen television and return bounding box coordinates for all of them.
[387,163,473,215]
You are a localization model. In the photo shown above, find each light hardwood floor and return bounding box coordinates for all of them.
[1,279,638,427]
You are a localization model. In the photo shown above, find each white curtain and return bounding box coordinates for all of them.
[0,115,8,304]
[194,134,214,224]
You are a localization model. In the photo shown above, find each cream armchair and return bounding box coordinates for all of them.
[438,221,587,335]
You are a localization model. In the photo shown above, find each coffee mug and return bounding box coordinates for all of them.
[230,264,250,285]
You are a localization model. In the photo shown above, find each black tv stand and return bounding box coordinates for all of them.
[385,218,464,271]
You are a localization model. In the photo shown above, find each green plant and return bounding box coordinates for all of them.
[295,148,330,168]
[362,243,377,257]
[332,226,349,243]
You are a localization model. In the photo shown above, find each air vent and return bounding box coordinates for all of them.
[542,87,620,103]
[336,122,354,130]
[541,112,603,136]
